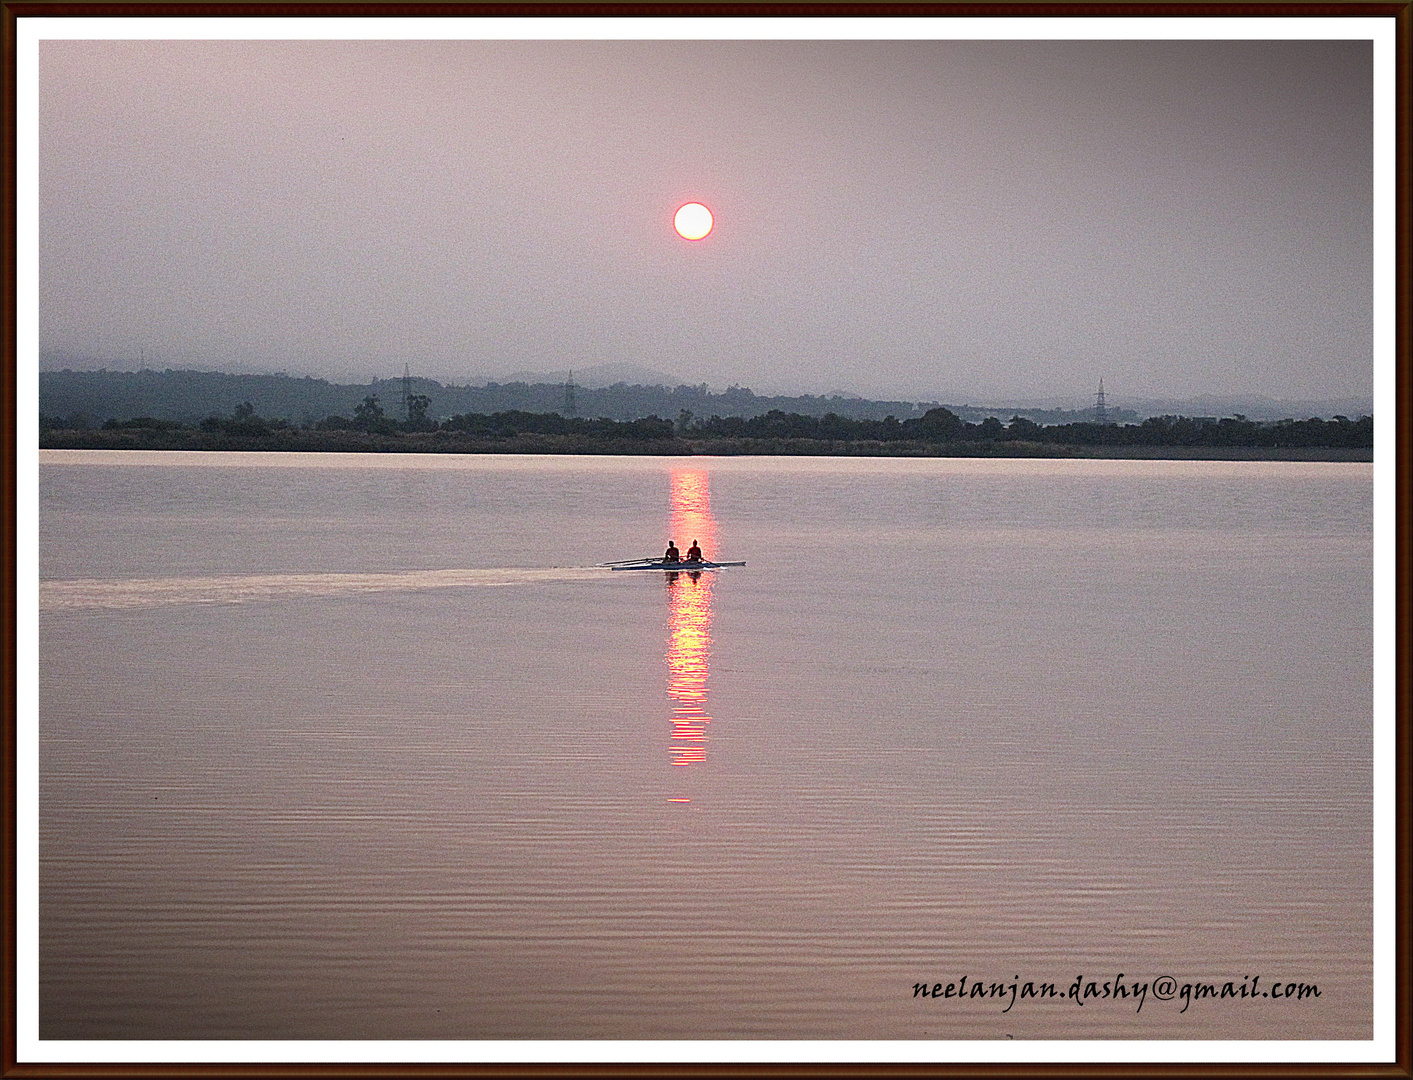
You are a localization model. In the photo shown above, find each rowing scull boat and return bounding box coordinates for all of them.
[609,559,745,572]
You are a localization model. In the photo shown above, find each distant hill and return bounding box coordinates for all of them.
[45,368,1086,427]
[55,369,1292,430]
[485,362,683,390]
[40,369,375,428]
[1122,394,1374,422]
[903,390,1372,422]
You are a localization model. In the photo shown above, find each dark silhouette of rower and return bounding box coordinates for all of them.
[685,540,703,563]
[663,540,681,563]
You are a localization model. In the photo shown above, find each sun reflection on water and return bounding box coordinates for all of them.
[665,470,716,770]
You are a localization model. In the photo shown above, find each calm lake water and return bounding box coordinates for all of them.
[38,451,1372,1041]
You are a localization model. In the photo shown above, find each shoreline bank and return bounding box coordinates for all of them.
[37,431,1372,462]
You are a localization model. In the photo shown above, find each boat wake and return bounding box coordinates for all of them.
[39,567,607,612]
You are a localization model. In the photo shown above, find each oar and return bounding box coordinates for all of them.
[599,557,663,567]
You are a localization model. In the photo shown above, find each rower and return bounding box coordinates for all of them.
[685,540,703,563]
[663,540,681,563]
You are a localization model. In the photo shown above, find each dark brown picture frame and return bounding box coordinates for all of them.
[3,5,1407,1076]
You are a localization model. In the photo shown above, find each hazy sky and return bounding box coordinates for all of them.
[39,37,1372,402]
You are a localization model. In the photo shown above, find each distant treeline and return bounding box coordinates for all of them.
[46,401,1372,451]
[690,409,1373,448]
[77,403,677,440]
[38,367,1136,428]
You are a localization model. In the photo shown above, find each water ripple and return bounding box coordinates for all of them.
[39,566,607,611]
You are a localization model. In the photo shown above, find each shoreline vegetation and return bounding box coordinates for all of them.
[40,404,1373,462]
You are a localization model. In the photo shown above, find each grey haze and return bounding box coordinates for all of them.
[38,39,1373,404]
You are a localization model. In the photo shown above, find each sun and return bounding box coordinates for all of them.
[673,202,714,241]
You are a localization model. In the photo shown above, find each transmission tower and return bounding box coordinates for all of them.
[403,363,414,421]
[1094,379,1107,424]
[564,370,577,417]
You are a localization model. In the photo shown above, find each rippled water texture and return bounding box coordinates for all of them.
[38,451,1372,1040]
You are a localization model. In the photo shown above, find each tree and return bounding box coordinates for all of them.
[349,394,398,434]
[909,407,965,440]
